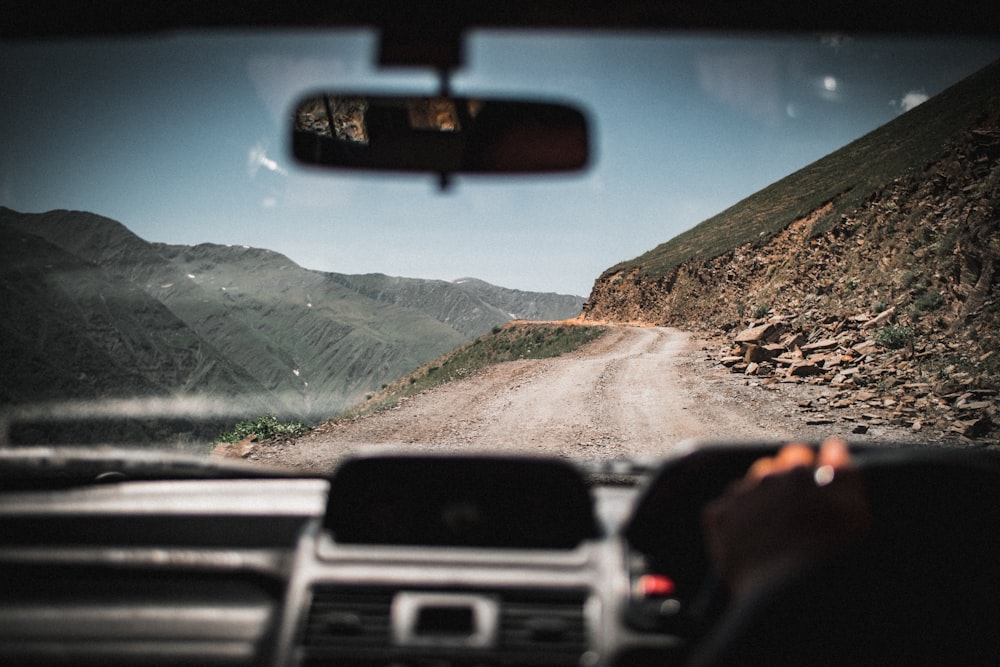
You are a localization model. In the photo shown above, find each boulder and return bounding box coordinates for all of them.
[743,343,772,363]
[787,361,825,377]
[735,322,782,344]
[800,338,839,352]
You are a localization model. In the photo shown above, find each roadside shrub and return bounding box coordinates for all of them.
[874,325,914,350]
[935,227,961,259]
[913,289,945,312]
[215,413,306,443]
[898,270,918,288]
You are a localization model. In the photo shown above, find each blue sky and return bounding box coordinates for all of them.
[2,30,998,296]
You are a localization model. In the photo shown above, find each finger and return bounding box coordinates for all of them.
[747,456,777,480]
[745,442,816,481]
[772,442,816,473]
[818,436,852,469]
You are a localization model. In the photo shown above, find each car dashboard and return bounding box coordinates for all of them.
[0,452,698,667]
[3,444,1000,667]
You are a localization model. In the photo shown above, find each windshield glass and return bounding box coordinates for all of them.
[2,30,998,460]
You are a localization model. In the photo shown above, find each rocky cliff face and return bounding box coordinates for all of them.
[583,100,999,440]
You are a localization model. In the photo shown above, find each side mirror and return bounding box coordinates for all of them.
[291,94,589,177]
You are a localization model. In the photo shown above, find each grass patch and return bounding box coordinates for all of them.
[874,325,915,350]
[912,289,945,313]
[347,323,608,417]
[215,413,307,443]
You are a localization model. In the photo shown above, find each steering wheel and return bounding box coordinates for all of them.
[622,445,784,639]
[681,445,1000,667]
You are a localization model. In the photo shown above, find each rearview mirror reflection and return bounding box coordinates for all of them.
[291,94,589,176]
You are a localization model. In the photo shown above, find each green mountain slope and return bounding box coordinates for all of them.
[596,58,1000,282]
[330,274,583,338]
[0,224,267,405]
[1,208,583,434]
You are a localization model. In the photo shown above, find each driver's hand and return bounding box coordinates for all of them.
[702,437,872,601]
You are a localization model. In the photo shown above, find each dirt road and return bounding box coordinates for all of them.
[253,326,919,473]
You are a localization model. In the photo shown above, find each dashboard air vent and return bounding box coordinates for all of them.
[498,588,589,664]
[298,585,588,666]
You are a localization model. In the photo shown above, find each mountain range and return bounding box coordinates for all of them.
[0,207,583,436]
[5,56,998,444]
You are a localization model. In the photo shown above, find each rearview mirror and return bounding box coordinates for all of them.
[291,94,589,176]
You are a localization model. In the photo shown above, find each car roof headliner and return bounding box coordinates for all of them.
[6,0,1000,39]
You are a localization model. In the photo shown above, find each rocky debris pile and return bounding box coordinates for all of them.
[710,311,997,441]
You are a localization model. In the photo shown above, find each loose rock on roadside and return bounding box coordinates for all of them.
[710,309,997,444]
